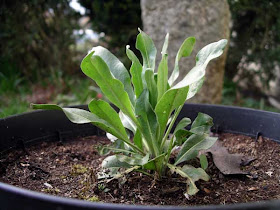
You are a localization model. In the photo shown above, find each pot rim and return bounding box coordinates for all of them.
[1,103,280,209]
[0,181,279,210]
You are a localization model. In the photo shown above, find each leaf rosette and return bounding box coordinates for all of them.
[32,28,227,196]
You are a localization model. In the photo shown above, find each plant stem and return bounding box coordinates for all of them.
[160,134,175,176]
[160,105,183,150]
[121,137,145,155]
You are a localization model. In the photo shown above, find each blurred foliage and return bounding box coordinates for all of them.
[222,77,279,113]
[227,0,280,88]
[0,0,80,84]
[78,0,142,66]
[0,76,98,118]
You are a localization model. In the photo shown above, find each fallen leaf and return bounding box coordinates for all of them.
[204,141,254,175]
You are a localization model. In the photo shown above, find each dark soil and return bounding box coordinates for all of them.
[0,133,280,206]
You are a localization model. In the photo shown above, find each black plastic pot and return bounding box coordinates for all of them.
[0,104,279,210]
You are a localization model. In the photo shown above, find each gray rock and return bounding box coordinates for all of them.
[141,0,230,104]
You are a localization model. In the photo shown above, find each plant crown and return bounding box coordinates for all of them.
[32,29,227,196]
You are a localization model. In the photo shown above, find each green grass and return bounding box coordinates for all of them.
[0,95,30,118]
[0,76,99,118]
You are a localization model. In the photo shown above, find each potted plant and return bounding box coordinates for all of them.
[0,29,279,210]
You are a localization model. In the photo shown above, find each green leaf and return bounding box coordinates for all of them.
[174,130,193,146]
[199,154,208,170]
[168,37,196,86]
[97,167,120,179]
[161,33,169,55]
[174,118,192,145]
[157,54,168,101]
[157,33,169,101]
[116,154,149,166]
[173,39,228,96]
[97,144,137,156]
[175,135,217,165]
[155,86,189,140]
[155,39,227,140]
[181,165,209,195]
[136,28,157,71]
[88,99,128,141]
[90,46,135,104]
[133,129,143,150]
[145,69,158,108]
[31,104,99,124]
[32,104,143,154]
[31,104,119,138]
[102,155,131,168]
[168,164,209,196]
[190,112,213,135]
[126,45,144,98]
[143,153,166,170]
[119,111,136,134]
[174,117,192,134]
[81,53,136,122]
[135,89,159,156]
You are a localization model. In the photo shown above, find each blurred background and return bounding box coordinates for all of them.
[1,0,280,118]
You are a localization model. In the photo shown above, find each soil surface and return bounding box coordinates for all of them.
[0,133,280,206]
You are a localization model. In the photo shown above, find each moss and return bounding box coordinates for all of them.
[70,164,88,176]
[42,188,60,194]
[86,196,99,202]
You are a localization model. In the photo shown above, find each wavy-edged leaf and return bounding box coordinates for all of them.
[145,69,158,108]
[169,37,196,86]
[126,45,144,98]
[190,112,213,135]
[136,28,157,71]
[173,39,228,92]
[81,53,136,122]
[135,89,159,156]
[89,99,127,140]
[168,164,209,196]
[175,135,217,165]
[90,46,135,104]
[155,39,227,140]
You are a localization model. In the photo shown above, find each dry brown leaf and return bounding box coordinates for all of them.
[204,141,255,175]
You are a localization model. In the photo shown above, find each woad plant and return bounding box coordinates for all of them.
[32,29,227,197]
